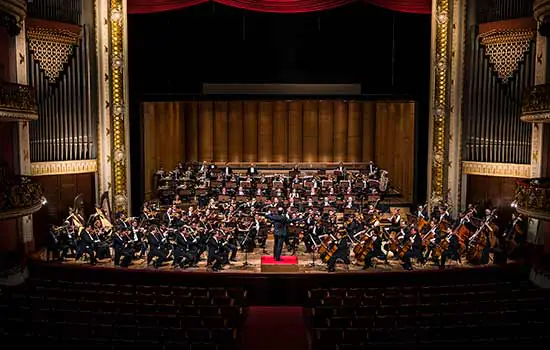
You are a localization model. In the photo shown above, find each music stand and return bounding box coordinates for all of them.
[306,233,318,268]
[238,231,255,268]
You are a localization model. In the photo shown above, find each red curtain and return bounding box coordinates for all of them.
[367,0,431,14]
[127,0,432,15]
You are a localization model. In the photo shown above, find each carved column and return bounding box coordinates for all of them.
[427,0,453,209]
[95,0,131,215]
[13,19,34,252]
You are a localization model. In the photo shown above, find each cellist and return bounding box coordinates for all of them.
[440,227,461,268]
[362,227,387,269]
[326,228,351,272]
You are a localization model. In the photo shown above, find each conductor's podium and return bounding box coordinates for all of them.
[261,256,299,273]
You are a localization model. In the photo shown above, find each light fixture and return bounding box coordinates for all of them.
[41,197,47,205]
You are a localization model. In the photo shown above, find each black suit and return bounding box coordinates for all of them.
[265,214,302,260]
[222,166,232,176]
[146,232,166,267]
[402,234,423,269]
[441,234,460,267]
[247,167,258,176]
[112,233,132,267]
[76,229,96,264]
[174,233,198,267]
[207,236,224,271]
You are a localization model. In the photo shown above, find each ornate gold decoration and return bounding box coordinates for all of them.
[0,171,43,221]
[0,81,38,122]
[462,161,531,178]
[26,18,82,83]
[479,28,536,82]
[521,83,550,123]
[31,160,98,176]
[109,0,128,214]
[0,0,27,35]
[515,178,550,221]
[430,1,451,205]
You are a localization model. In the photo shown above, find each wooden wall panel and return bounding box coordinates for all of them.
[184,102,199,161]
[302,101,319,163]
[272,101,288,162]
[198,102,214,162]
[142,99,416,202]
[213,101,228,162]
[374,102,415,202]
[466,175,518,226]
[33,173,95,247]
[258,102,274,162]
[243,101,258,163]
[333,101,348,162]
[318,101,334,163]
[287,101,303,163]
[228,101,243,162]
[362,102,376,162]
[347,102,362,162]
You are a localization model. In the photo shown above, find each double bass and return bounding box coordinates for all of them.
[317,234,338,263]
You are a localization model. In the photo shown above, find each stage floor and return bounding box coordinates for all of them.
[36,237,487,274]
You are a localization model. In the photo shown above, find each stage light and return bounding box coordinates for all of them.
[510,200,517,208]
[41,197,47,205]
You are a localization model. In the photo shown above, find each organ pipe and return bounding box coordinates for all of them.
[28,24,97,162]
[463,27,534,164]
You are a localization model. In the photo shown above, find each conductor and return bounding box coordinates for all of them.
[263,207,303,261]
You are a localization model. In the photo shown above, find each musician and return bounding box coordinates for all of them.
[66,207,84,228]
[367,161,378,178]
[47,226,64,261]
[75,224,97,265]
[264,207,303,261]
[437,206,451,223]
[207,231,225,271]
[415,205,429,220]
[327,229,351,272]
[112,230,133,267]
[322,197,331,207]
[401,228,423,270]
[146,228,167,268]
[173,195,182,206]
[344,196,354,209]
[174,228,199,268]
[440,228,460,268]
[115,212,130,231]
[222,161,233,177]
[389,208,401,231]
[247,163,258,176]
[423,220,440,262]
[363,228,387,269]
[336,161,346,173]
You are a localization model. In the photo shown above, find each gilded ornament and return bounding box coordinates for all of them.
[114,149,125,162]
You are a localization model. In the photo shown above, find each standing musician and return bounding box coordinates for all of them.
[263,207,303,261]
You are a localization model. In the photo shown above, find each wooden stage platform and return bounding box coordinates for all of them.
[35,235,483,274]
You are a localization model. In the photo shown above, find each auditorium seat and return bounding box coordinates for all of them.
[307,280,550,348]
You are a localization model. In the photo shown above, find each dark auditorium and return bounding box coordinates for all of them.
[1,0,550,348]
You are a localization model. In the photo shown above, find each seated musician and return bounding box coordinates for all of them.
[396,220,410,241]
[423,220,440,262]
[247,163,258,176]
[402,228,423,270]
[415,205,429,220]
[310,187,316,196]
[322,197,331,207]
[336,161,346,173]
[115,212,130,231]
[173,227,199,268]
[440,228,461,268]
[389,208,401,231]
[173,194,182,206]
[367,161,378,178]
[207,231,225,271]
[130,220,147,258]
[75,224,97,265]
[222,161,232,177]
[146,228,167,268]
[363,228,387,269]
[112,230,133,267]
[344,196,354,209]
[290,188,300,199]
[47,225,65,261]
[436,205,451,223]
[327,229,351,272]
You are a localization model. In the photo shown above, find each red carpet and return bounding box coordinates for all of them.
[261,255,298,264]
[241,306,309,350]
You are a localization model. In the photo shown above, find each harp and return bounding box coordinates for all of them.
[71,194,85,228]
[97,191,113,229]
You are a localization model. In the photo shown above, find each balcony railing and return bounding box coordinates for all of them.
[0,81,39,122]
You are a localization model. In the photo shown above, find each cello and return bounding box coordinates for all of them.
[317,234,338,263]
[352,230,374,263]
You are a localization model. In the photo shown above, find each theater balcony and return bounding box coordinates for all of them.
[0,82,38,123]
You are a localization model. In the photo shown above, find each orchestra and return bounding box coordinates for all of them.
[46,161,525,272]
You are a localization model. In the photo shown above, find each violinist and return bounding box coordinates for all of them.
[440,228,460,268]
[415,205,429,220]
[207,231,225,271]
[401,228,423,270]
[115,212,130,231]
[146,228,167,268]
[344,196,355,209]
[388,209,401,231]
[112,230,133,267]
[173,227,199,268]
[75,224,97,265]
[326,229,351,272]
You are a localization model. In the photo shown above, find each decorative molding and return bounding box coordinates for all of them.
[462,161,531,178]
[428,0,452,206]
[109,0,130,214]
[31,160,98,176]
[479,28,536,82]
[521,83,550,123]
[0,109,38,122]
[0,201,42,221]
[26,18,82,83]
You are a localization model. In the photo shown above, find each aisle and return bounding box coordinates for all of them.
[240,306,310,350]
